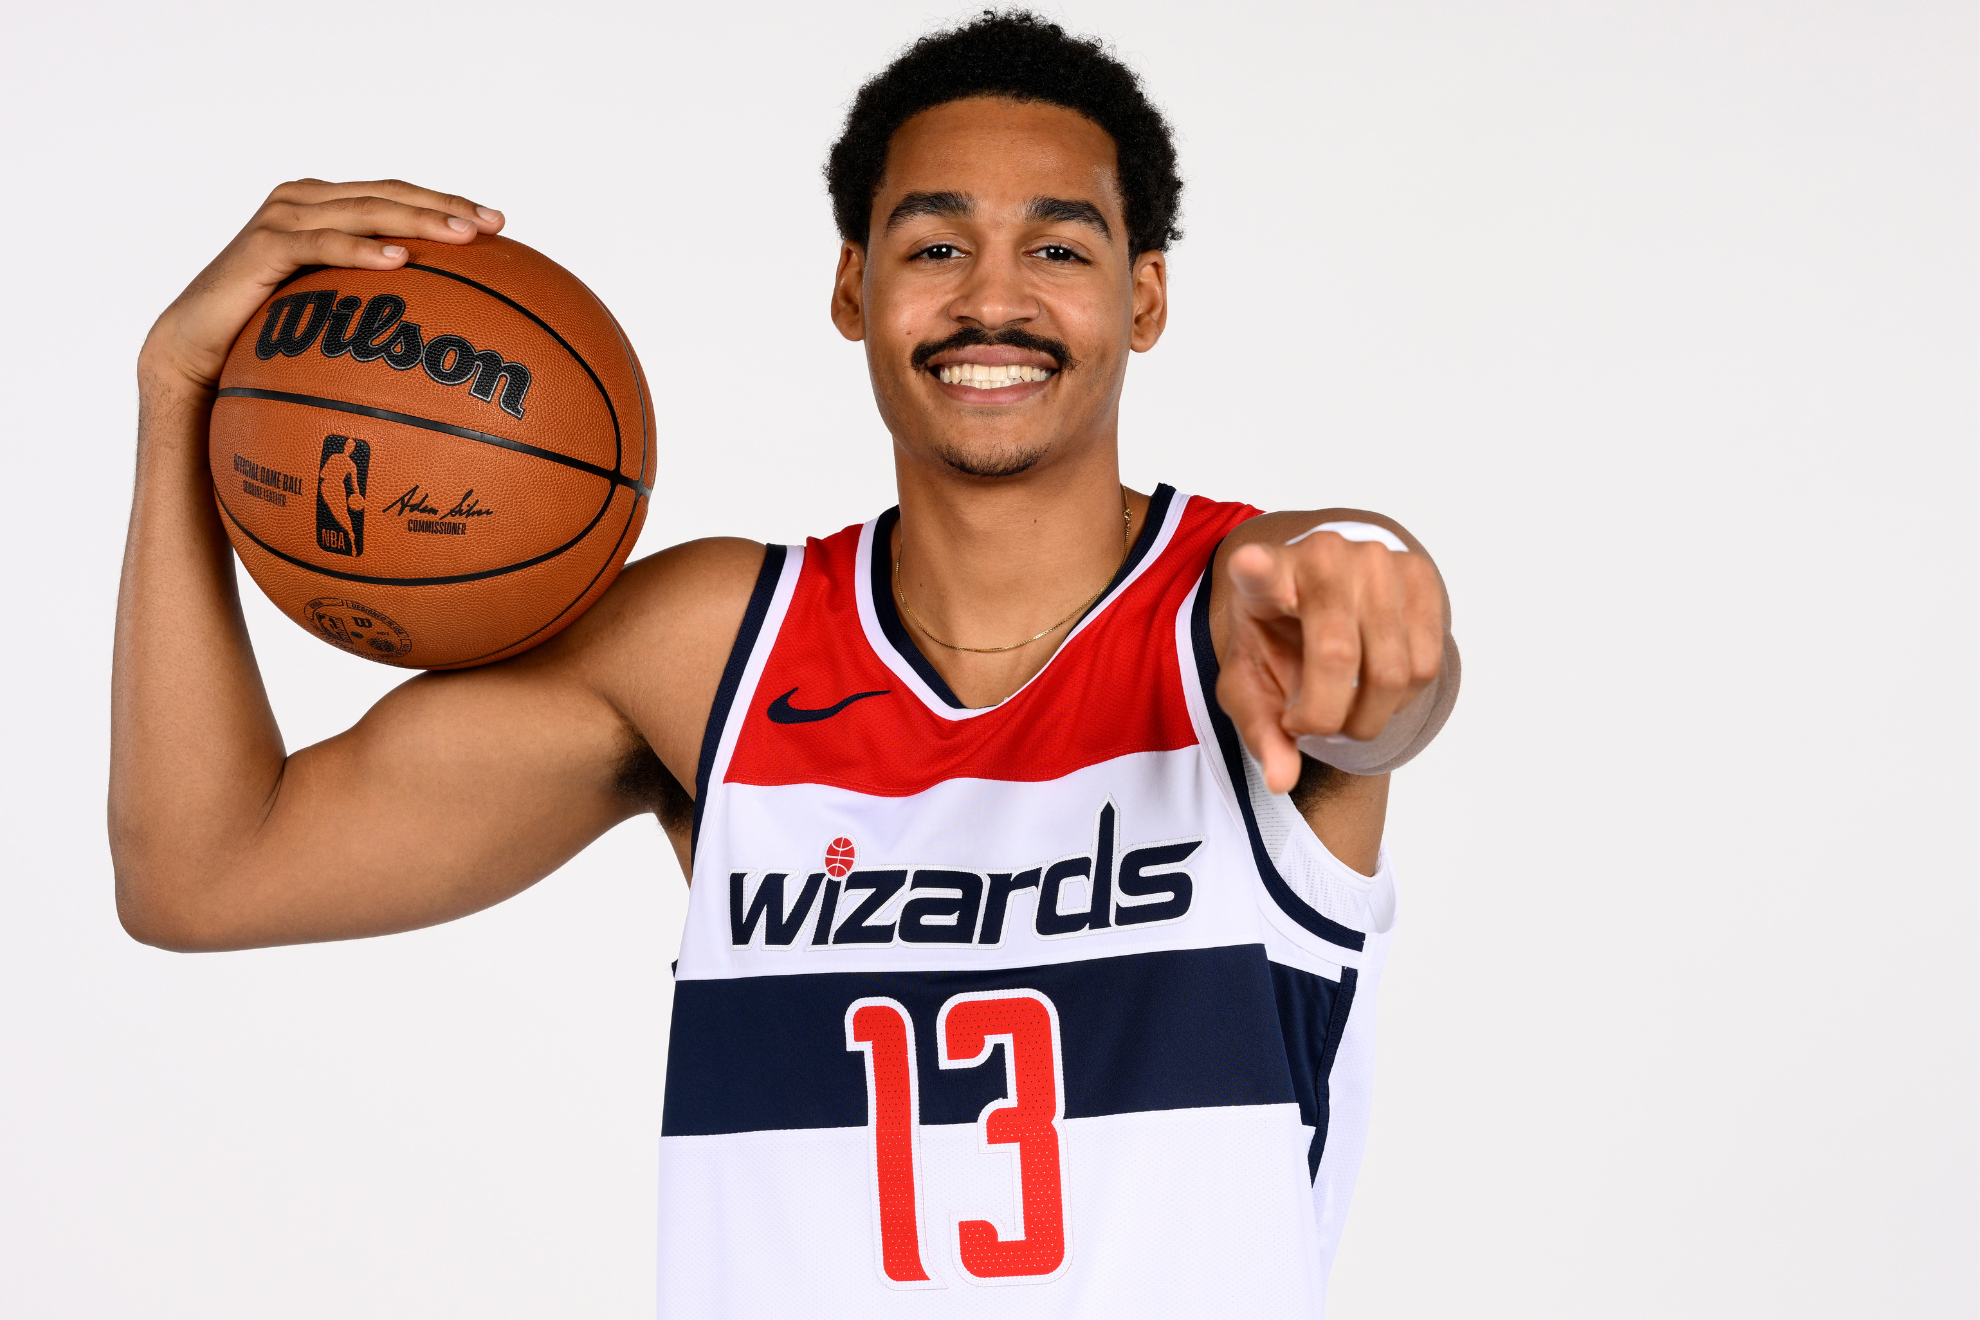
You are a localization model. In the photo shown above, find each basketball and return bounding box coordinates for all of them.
[210,235,653,669]
[824,836,857,878]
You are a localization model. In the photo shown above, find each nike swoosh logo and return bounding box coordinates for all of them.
[765,686,891,724]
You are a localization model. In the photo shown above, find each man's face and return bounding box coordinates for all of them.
[832,96,1168,479]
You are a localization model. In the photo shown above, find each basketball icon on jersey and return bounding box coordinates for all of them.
[825,837,857,878]
[315,434,370,557]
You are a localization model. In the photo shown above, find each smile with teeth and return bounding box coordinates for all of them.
[936,363,1054,388]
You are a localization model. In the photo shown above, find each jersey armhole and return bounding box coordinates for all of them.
[688,543,790,861]
[1181,554,1385,955]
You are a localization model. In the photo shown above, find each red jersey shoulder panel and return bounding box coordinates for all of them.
[723,495,1261,796]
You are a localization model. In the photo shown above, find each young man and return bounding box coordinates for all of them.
[112,12,1456,1314]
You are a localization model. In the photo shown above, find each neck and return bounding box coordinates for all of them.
[890,446,1146,708]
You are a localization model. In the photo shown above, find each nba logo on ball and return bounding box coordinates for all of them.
[825,837,857,878]
[315,435,370,557]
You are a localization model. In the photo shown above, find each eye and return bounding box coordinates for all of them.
[1034,244,1084,263]
[912,243,963,261]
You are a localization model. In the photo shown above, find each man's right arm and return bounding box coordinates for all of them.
[110,180,755,952]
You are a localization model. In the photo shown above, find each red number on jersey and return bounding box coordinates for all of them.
[845,998,937,1287]
[846,989,1070,1287]
[939,989,1069,1281]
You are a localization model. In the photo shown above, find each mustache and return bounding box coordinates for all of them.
[909,326,1076,373]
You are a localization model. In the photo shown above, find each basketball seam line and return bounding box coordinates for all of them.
[404,261,624,482]
[214,387,652,499]
[269,256,626,482]
[434,308,656,667]
[212,473,623,589]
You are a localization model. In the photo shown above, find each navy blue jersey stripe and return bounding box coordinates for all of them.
[690,544,787,860]
[1310,964,1359,1174]
[868,507,966,708]
[1077,482,1175,627]
[1189,557,1367,953]
[660,944,1348,1137]
[1273,962,1360,1177]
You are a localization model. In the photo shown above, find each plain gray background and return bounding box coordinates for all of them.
[2,1,1973,1315]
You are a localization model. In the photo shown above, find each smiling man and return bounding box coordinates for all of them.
[112,11,1456,1316]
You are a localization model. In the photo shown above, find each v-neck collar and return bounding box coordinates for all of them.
[861,484,1181,715]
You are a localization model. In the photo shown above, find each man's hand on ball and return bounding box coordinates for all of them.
[140,179,504,395]
[1218,531,1446,795]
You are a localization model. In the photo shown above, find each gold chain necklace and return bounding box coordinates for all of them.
[895,488,1132,654]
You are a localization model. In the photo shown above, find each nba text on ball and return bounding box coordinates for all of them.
[254,290,534,419]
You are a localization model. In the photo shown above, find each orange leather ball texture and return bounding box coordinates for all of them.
[210,235,654,669]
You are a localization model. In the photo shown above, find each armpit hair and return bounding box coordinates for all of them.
[1288,753,1346,816]
[615,733,693,835]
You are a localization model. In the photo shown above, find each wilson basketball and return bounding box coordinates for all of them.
[210,235,653,669]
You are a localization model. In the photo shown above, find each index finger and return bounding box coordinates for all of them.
[267,178,504,233]
[1226,542,1300,621]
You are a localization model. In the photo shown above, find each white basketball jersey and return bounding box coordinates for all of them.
[659,487,1398,1317]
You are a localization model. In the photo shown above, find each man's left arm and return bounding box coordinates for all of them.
[1208,508,1458,874]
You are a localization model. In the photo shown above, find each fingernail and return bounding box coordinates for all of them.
[475,206,501,223]
[447,215,471,232]
[381,245,407,259]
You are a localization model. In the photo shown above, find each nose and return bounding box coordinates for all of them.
[945,245,1040,332]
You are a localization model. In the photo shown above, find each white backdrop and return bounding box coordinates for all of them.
[2,1,1972,1316]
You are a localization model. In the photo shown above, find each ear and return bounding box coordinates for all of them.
[1129,249,1168,352]
[830,241,867,342]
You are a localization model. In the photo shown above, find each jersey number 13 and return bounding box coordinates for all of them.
[844,989,1068,1288]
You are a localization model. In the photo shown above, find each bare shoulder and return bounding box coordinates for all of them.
[519,535,768,784]
[571,536,770,657]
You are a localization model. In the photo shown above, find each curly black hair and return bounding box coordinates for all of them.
[825,10,1183,256]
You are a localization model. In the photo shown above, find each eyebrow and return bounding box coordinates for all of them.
[885,190,973,230]
[881,190,1115,242]
[1025,196,1113,240]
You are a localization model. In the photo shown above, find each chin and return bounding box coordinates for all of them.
[923,434,1056,479]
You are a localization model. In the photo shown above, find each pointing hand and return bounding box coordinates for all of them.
[1218,529,1447,795]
